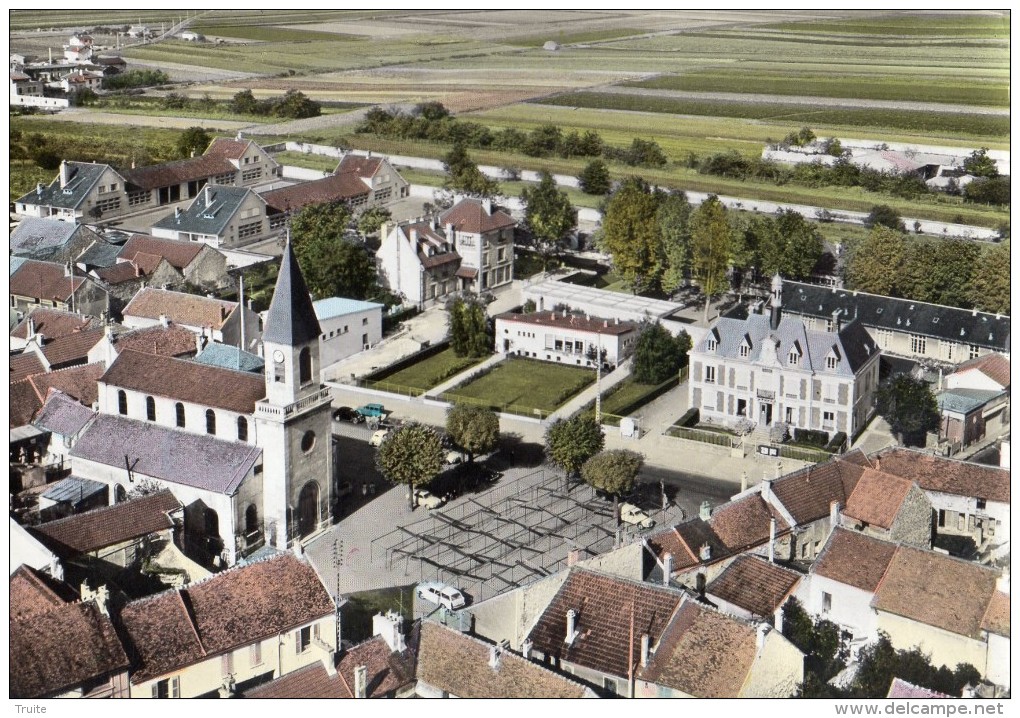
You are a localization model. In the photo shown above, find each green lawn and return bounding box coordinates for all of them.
[442,358,594,417]
[372,348,487,395]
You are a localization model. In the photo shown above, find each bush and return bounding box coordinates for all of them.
[677,407,699,428]
[826,432,847,453]
[793,428,830,447]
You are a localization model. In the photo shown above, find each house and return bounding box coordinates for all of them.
[120,155,240,211]
[36,476,108,521]
[9,218,104,263]
[313,297,384,370]
[59,69,103,94]
[417,620,594,698]
[10,307,101,351]
[377,218,462,308]
[938,353,1010,451]
[29,490,183,577]
[10,571,130,698]
[14,160,131,221]
[778,280,1011,363]
[150,185,274,250]
[94,256,182,305]
[522,276,688,333]
[32,388,98,466]
[870,448,1010,559]
[118,553,335,698]
[121,287,261,352]
[18,323,107,372]
[946,352,1010,392]
[840,468,932,547]
[494,310,639,367]
[705,554,803,627]
[96,233,230,303]
[690,275,880,437]
[9,258,111,317]
[10,70,68,109]
[11,521,64,579]
[10,362,105,435]
[63,34,94,63]
[439,197,516,294]
[634,599,804,698]
[204,135,281,187]
[86,322,202,366]
[334,152,410,209]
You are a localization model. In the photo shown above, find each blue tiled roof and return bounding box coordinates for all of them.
[41,476,107,504]
[151,185,253,237]
[10,257,28,276]
[193,342,265,373]
[937,388,1003,415]
[313,297,384,320]
[10,218,79,259]
[15,163,110,210]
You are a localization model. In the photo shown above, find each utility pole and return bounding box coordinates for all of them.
[332,539,344,655]
[595,331,602,423]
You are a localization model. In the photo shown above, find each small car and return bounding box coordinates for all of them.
[417,581,466,610]
[333,406,361,423]
[620,502,656,529]
[369,429,390,447]
[445,450,467,465]
[408,488,445,510]
[355,403,386,420]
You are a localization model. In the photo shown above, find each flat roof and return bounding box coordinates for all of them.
[523,278,682,320]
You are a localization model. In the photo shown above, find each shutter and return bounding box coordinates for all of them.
[728,368,735,388]
[693,361,702,382]
[749,371,754,392]
[838,383,848,405]
[800,379,807,399]
[171,677,179,698]
[692,387,702,408]
[727,394,734,415]
[812,379,822,400]
[716,391,724,412]
[152,684,159,699]
[295,630,301,655]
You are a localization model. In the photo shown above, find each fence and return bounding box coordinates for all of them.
[778,443,835,464]
[667,426,738,448]
[359,379,424,398]
[437,392,550,421]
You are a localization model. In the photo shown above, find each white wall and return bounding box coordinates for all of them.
[319,307,383,369]
[796,574,878,642]
[495,315,635,366]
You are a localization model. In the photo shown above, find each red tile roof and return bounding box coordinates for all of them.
[9,565,68,620]
[526,569,684,680]
[709,494,789,552]
[38,326,106,367]
[981,591,1010,637]
[11,352,47,384]
[122,154,236,190]
[887,678,951,699]
[112,324,198,358]
[262,173,370,212]
[770,455,865,525]
[872,546,1000,639]
[94,261,145,284]
[336,154,383,177]
[440,198,515,235]
[31,490,180,557]
[638,600,759,697]
[10,362,105,428]
[101,349,265,414]
[496,311,638,336]
[123,287,237,330]
[844,469,914,530]
[121,554,334,682]
[706,554,802,618]
[873,448,1010,504]
[245,661,349,698]
[205,137,251,160]
[10,259,87,302]
[812,528,898,592]
[336,635,416,697]
[10,308,99,341]
[952,352,1010,388]
[11,600,129,698]
[418,621,590,698]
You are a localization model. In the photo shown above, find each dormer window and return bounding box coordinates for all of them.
[739,344,749,358]
[826,355,837,370]
[706,338,717,352]
[789,351,799,366]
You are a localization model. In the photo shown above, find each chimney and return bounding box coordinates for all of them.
[60,160,70,188]
[829,500,841,530]
[699,500,711,521]
[159,313,169,327]
[190,149,196,158]
[236,131,243,141]
[174,206,182,221]
[372,610,406,653]
[380,221,389,239]
[482,197,492,215]
[36,182,44,196]
[699,543,712,561]
[741,471,748,493]
[832,309,842,333]
[1000,440,1010,470]
[768,518,777,563]
[603,320,608,328]
[26,316,36,340]
[409,228,417,244]
[567,548,581,566]
[761,479,773,505]
[997,569,1010,595]
[565,609,578,644]
[353,665,367,698]
[774,461,783,480]
[640,634,650,668]
[488,644,501,669]
[220,306,229,321]
[770,273,783,330]
[521,638,533,661]
[662,553,673,584]
[756,622,770,649]
[445,222,454,242]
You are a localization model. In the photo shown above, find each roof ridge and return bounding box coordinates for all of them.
[31,488,176,529]
[176,589,207,657]
[785,279,1010,319]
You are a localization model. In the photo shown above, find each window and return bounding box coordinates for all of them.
[957,513,966,531]
[823,411,835,423]
[206,409,216,436]
[910,334,927,355]
[94,196,121,214]
[146,396,156,421]
[822,592,832,612]
[274,356,285,383]
[175,402,186,428]
[299,347,312,384]
[977,498,987,510]
[241,168,262,182]
[362,333,368,346]
[237,220,263,239]
[826,355,837,370]
[373,187,392,202]
[152,677,180,698]
[969,344,980,360]
[603,677,617,695]
[127,190,150,206]
[221,652,234,676]
[250,642,262,667]
[874,328,894,348]
[237,416,248,442]
[739,344,749,358]
[118,390,128,415]
[788,350,799,366]
[706,338,717,351]
[705,366,716,384]
[296,626,312,653]
[301,431,316,453]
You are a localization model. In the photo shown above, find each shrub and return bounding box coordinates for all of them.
[677,407,699,427]
[794,428,830,446]
[826,432,847,453]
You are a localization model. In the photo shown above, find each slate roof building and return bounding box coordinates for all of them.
[118,553,335,698]
[9,218,104,263]
[32,388,98,464]
[13,160,129,221]
[689,275,880,437]
[150,185,274,250]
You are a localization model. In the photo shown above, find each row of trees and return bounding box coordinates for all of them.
[229,88,321,119]
[844,227,1010,314]
[100,69,170,90]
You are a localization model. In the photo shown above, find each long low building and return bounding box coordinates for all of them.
[494,310,638,368]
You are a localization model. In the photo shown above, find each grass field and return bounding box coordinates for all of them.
[442,358,594,417]
[761,15,1009,38]
[371,348,487,395]
[192,25,361,42]
[509,27,648,47]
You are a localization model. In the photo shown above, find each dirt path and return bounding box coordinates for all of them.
[597,86,1009,116]
[19,108,249,131]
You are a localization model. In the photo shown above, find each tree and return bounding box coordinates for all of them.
[581,449,644,525]
[963,175,1010,205]
[357,206,392,237]
[925,238,980,308]
[448,297,490,358]
[230,89,259,115]
[520,170,577,249]
[416,101,450,121]
[176,126,211,159]
[689,195,733,321]
[376,422,444,509]
[443,143,499,198]
[781,597,851,685]
[598,178,663,293]
[631,323,692,385]
[271,89,321,119]
[545,414,604,477]
[445,404,500,462]
[578,159,611,195]
[773,209,824,280]
[876,375,939,447]
[962,147,998,178]
[844,226,907,297]
[657,191,693,295]
[850,633,980,699]
[290,201,377,299]
[864,204,906,232]
[967,240,1009,314]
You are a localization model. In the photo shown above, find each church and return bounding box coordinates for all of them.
[69,242,335,566]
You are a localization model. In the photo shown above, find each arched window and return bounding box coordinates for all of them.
[176,402,186,428]
[118,390,128,415]
[115,485,127,503]
[299,347,312,384]
[245,504,258,535]
[237,416,248,442]
[146,396,156,421]
[206,409,216,435]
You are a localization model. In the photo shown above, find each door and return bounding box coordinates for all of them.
[297,481,320,538]
[760,401,773,425]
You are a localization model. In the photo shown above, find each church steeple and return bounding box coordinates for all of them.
[263,240,321,346]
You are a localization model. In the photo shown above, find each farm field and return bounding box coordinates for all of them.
[441,358,595,418]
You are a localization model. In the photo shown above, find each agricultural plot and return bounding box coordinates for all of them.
[441,358,595,418]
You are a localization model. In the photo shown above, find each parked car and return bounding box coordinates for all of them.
[620,502,656,529]
[355,403,386,420]
[408,488,445,510]
[369,429,390,447]
[333,406,362,423]
[417,581,466,610]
